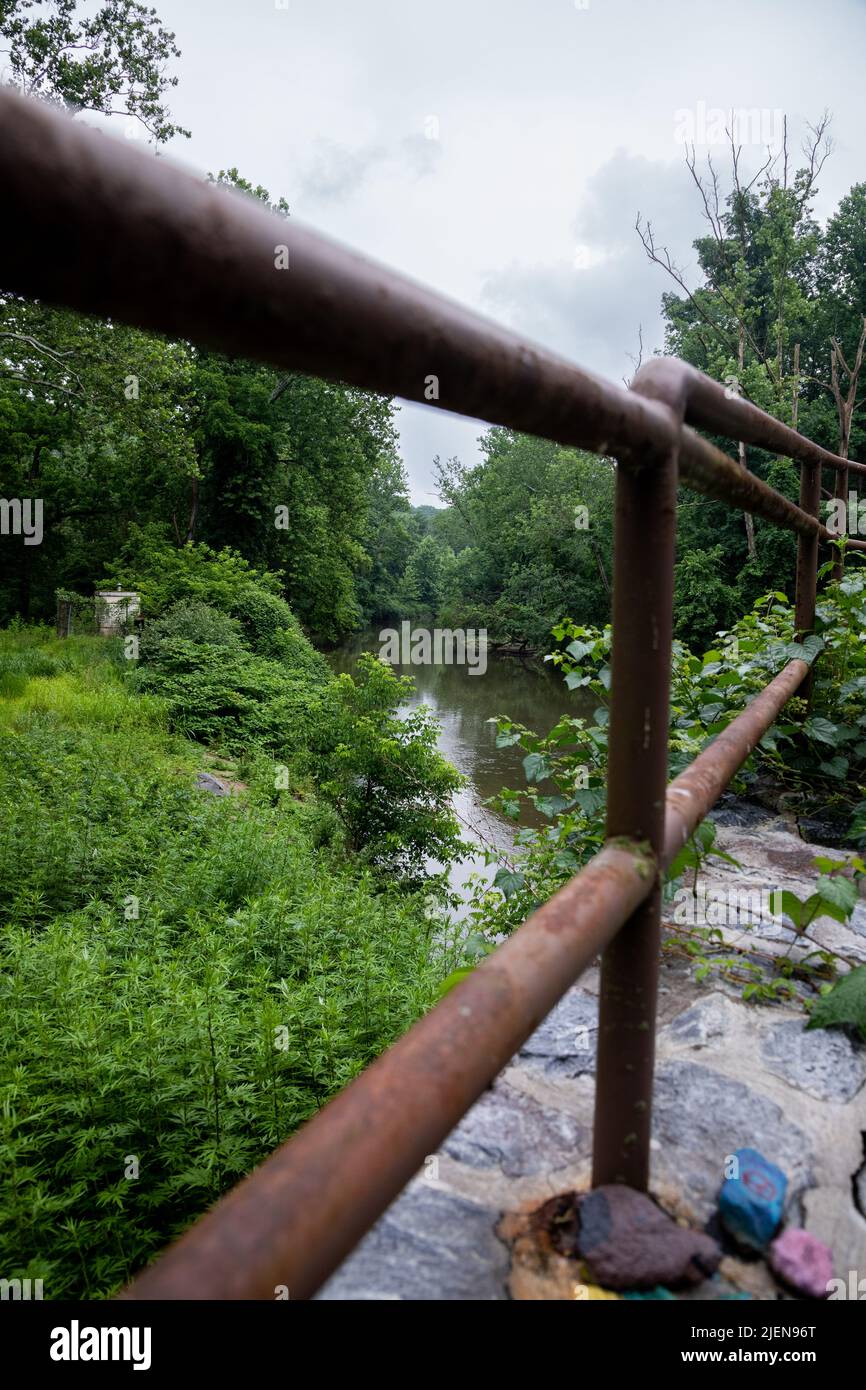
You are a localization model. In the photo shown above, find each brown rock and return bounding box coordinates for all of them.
[577,1185,721,1290]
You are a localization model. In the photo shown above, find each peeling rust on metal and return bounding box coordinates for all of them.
[0,83,853,1302]
[123,841,654,1301]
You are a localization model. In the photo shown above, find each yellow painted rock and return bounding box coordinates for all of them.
[573,1281,621,1300]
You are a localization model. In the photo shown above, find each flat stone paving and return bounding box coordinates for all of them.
[318,806,866,1300]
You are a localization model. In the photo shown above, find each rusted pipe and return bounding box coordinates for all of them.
[122,840,654,1300]
[0,88,676,466]
[663,659,809,867]
[679,427,847,543]
[591,410,678,1190]
[2,88,863,544]
[635,359,866,480]
[795,458,822,703]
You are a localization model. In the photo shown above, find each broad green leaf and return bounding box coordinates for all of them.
[522,752,549,784]
[665,843,699,879]
[815,873,858,919]
[493,867,525,899]
[819,756,848,779]
[806,965,866,1040]
[768,889,807,931]
[565,639,595,662]
[804,716,840,747]
[437,968,475,997]
[495,730,523,748]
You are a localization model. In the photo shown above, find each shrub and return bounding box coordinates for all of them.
[0,630,460,1297]
[136,640,317,752]
[138,601,246,664]
[305,653,464,882]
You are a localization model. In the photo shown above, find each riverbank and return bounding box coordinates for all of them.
[319,799,866,1300]
[329,629,596,909]
[0,628,460,1296]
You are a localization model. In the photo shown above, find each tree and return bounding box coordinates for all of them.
[307,654,463,883]
[1,0,189,142]
[432,431,614,647]
[638,112,866,611]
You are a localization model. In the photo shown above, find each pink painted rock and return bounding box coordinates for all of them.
[769,1229,832,1299]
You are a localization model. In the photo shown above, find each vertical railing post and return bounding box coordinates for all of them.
[795,460,821,702]
[832,461,848,583]
[591,437,677,1191]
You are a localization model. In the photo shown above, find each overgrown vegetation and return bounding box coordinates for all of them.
[0,626,462,1297]
[456,569,866,1022]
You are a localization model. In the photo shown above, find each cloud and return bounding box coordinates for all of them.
[480,151,707,382]
[296,139,387,202]
[297,133,441,204]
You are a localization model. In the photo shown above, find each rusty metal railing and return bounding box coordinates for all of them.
[2,87,864,1300]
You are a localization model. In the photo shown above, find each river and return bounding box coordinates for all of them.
[329,630,595,910]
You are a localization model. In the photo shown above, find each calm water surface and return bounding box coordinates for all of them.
[329,632,596,909]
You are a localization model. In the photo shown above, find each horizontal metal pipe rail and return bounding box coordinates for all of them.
[123,841,656,1300]
[0,87,860,1297]
[121,664,810,1300]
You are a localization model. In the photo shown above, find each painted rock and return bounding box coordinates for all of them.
[718,1148,787,1251]
[574,1282,620,1300]
[769,1228,832,1299]
[623,1286,677,1300]
[576,1186,721,1290]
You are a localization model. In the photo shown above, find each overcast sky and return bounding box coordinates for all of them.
[132,0,866,502]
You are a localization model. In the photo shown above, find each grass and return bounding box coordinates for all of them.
[0,627,457,1297]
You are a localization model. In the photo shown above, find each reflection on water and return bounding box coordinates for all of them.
[329,631,596,911]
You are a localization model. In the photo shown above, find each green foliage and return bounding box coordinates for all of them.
[136,640,317,753]
[459,578,865,991]
[432,436,615,647]
[305,654,464,883]
[1,0,189,143]
[807,965,866,1041]
[111,549,328,754]
[674,546,738,651]
[0,630,460,1297]
[138,601,246,660]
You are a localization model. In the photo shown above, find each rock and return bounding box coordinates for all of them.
[623,1286,677,1299]
[316,1180,509,1300]
[443,1081,585,1179]
[518,986,598,1078]
[576,1186,721,1290]
[760,1020,866,1103]
[709,796,776,830]
[195,771,229,796]
[718,1148,786,1251]
[769,1229,833,1299]
[652,1060,813,1222]
[798,813,853,848]
[719,1254,780,1301]
[856,1147,866,1221]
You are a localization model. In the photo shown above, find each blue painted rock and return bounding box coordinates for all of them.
[623,1286,677,1300]
[576,1186,721,1290]
[718,1148,786,1250]
[769,1228,833,1299]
